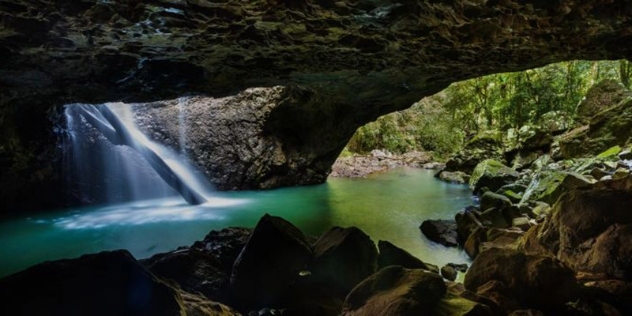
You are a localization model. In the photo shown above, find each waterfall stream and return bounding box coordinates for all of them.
[63,103,212,205]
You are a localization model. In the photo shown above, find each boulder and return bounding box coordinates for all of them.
[441,265,458,281]
[525,189,632,280]
[310,226,378,296]
[478,207,511,229]
[455,206,484,243]
[520,171,593,205]
[341,266,447,316]
[420,219,459,247]
[0,250,185,316]
[464,248,578,312]
[479,191,513,212]
[434,284,495,316]
[437,170,470,184]
[583,279,632,313]
[377,240,436,273]
[575,79,632,125]
[469,159,519,194]
[142,227,251,303]
[230,214,312,309]
[464,227,488,259]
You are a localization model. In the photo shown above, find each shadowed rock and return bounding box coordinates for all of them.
[230,214,312,310]
[0,250,185,316]
[311,226,378,296]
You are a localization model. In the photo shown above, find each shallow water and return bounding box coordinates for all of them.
[0,168,473,278]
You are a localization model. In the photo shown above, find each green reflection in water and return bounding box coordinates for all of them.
[0,168,473,278]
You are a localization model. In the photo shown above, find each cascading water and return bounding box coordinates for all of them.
[63,102,213,205]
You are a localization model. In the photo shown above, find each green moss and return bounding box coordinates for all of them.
[597,145,622,159]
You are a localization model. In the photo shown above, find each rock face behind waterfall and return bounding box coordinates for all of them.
[132,88,345,190]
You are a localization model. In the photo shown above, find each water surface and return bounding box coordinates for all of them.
[0,168,473,278]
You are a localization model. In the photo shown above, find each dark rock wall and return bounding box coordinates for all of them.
[2,0,632,210]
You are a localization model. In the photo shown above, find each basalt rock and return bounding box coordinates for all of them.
[310,226,378,297]
[0,250,186,316]
[230,214,312,310]
[522,188,632,281]
[464,248,578,313]
[141,227,252,303]
[2,1,632,210]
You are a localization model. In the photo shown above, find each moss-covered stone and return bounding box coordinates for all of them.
[520,171,594,205]
[469,159,519,194]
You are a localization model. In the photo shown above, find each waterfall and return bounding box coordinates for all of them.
[63,103,212,205]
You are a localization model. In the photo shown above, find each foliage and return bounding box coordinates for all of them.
[345,60,632,157]
[347,93,464,157]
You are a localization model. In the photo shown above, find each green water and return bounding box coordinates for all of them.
[0,168,473,278]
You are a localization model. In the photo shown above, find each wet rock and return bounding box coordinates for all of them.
[464,248,578,312]
[230,214,312,310]
[439,282,497,316]
[521,171,593,205]
[441,265,458,281]
[464,227,487,259]
[478,207,511,229]
[454,206,482,237]
[436,170,470,184]
[341,266,446,316]
[480,191,513,212]
[511,216,532,231]
[142,227,252,303]
[526,188,632,280]
[310,226,378,296]
[377,240,436,273]
[420,219,459,247]
[0,250,185,315]
[501,189,523,203]
[469,159,520,195]
[590,167,610,180]
[447,263,469,273]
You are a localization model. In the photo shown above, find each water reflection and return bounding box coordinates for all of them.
[0,169,474,278]
[50,198,249,229]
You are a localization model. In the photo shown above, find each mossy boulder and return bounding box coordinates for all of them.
[575,79,632,125]
[469,159,519,194]
[520,171,594,205]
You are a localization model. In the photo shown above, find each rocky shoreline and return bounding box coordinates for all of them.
[329,150,442,178]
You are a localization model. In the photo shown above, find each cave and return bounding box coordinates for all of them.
[1,1,632,315]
